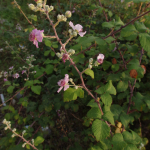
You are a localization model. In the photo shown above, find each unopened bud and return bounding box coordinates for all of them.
[75,86,78,89]
[94,61,99,67]
[89,58,93,63]
[72,31,77,37]
[65,11,72,18]
[69,78,73,82]
[68,29,72,34]
[57,14,62,20]
[11,134,16,138]
[28,4,35,10]
[49,6,54,10]
[22,143,26,148]
[37,3,42,8]
[88,65,92,69]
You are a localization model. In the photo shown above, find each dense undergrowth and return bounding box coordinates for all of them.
[1,0,150,150]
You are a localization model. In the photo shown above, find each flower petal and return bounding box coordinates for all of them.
[78,31,86,37]
[57,86,63,93]
[69,21,75,30]
[74,24,83,32]
[64,74,69,83]
[64,85,69,91]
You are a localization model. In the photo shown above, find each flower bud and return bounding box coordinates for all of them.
[89,58,93,63]
[72,31,77,37]
[12,128,16,132]
[22,130,26,135]
[49,6,54,10]
[75,86,78,89]
[69,78,73,82]
[37,3,42,8]
[68,29,72,34]
[65,11,72,18]
[22,143,26,148]
[117,122,122,128]
[28,4,35,10]
[11,134,16,138]
[45,5,49,11]
[88,65,92,69]
[94,61,99,67]
[57,14,62,20]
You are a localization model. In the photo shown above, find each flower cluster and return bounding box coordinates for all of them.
[88,54,105,69]
[0,66,20,81]
[56,49,75,63]
[28,0,54,14]
[69,21,86,37]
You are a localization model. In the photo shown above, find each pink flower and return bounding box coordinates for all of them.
[22,70,26,74]
[9,66,13,70]
[69,21,86,37]
[29,29,44,48]
[4,78,7,82]
[57,74,69,93]
[13,73,20,79]
[62,54,69,63]
[97,54,104,64]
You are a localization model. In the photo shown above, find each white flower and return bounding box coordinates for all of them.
[69,21,86,37]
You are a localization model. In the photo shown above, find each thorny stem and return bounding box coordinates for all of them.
[45,10,104,115]
[14,0,35,28]
[127,48,144,114]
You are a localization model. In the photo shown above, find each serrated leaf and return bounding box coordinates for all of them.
[134,21,148,32]
[112,133,127,150]
[102,61,112,71]
[101,93,112,106]
[44,39,52,47]
[34,136,44,146]
[117,81,128,92]
[87,99,99,108]
[31,85,41,95]
[139,33,150,52]
[87,107,102,119]
[111,64,120,72]
[7,86,15,93]
[24,80,34,87]
[44,50,51,56]
[102,21,114,29]
[111,104,122,121]
[45,64,53,75]
[105,80,116,95]
[84,69,94,79]
[121,24,138,37]
[92,119,110,141]
[124,144,138,150]
[95,85,105,95]
[103,111,115,125]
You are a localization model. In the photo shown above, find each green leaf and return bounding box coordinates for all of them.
[134,21,148,32]
[30,15,37,21]
[87,107,102,119]
[111,64,120,72]
[26,144,30,149]
[92,119,110,141]
[7,86,15,93]
[31,85,41,95]
[115,17,124,26]
[102,61,112,71]
[101,93,112,106]
[111,104,122,121]
[34,136,44,146]
[117,81,128,92]
[44,50,51,56]
[45,65,53,75]
[44,39,52,47]
[3,81,11,86]
[105,37,115,44]
[95,85,105,95]
[112,133,127,150]
[102,21,114,29]
[87,99,99,108]
[120,112,134,128]
[63,88,83,102]
[95,38,106,46]
[121,24,138,37]
[139,33,150,52]
[124,144,138,150]
[84,69,94,79]
[89,145,103,150]
[24,80,34,87]
[108,11,113,17]
[105,80,116,95]
[103,111,115,125]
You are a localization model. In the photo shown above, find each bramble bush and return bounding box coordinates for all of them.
[1,0,150,149]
